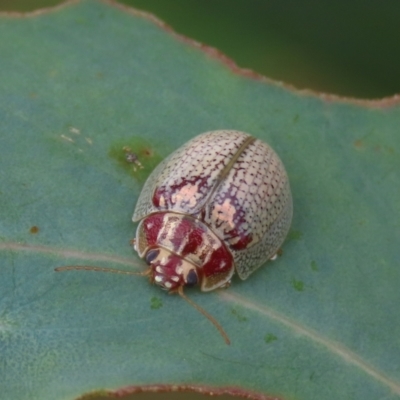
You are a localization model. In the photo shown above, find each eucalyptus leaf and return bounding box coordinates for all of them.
[1,1,400,400]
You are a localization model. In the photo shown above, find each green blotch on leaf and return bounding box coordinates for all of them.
[150,296,163,310]
[292,279,305,292]
[287,230,303,241]
[231,308,248,322]
[264,333,278,344]
[109,137,163,183]
[311,260,318,271]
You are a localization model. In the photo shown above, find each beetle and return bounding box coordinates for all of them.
[133,130,292,291]
[56,130,292,344]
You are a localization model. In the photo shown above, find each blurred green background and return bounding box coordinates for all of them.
[1,0,399,99]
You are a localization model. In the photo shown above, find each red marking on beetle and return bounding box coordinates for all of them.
[202,245,233,278]
[169,217,211,259]
[143,213,165,246]
[142,213,234,275]
[170,217,234,277]
[168,217,195,251]
[152,187,164,208]
[210,193,254,250]
[230,232,253,250]
[181,226,205,256]
[139,212,235,295]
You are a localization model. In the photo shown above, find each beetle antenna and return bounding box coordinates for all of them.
[177,286,230,345]
[54,265,150,276]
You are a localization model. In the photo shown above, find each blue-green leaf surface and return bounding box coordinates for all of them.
[1,1,400,399]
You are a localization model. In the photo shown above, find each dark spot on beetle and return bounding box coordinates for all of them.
[185,269,198,286]
[145,249,160,264]
[30,226,39,234]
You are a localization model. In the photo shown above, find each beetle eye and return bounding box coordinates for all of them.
[185,269,198,286]
[145,249,160,265]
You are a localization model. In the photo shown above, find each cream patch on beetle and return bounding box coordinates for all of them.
[175,266,183,275]
[229,237,240,245]
[212,198,237,229]
[172,182,201,208]
[158,195,166,207]
[160,256,168,265]
[152,248,172,267]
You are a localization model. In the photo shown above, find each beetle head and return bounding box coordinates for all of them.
[144,247,199,291]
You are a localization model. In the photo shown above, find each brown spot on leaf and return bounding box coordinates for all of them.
[30,226,39,234]
[143,148,153,157]
[353,139,364,149]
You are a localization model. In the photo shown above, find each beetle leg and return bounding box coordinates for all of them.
[177,286,230,345]
[218,280,231,290]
